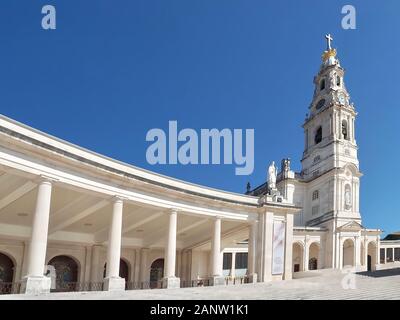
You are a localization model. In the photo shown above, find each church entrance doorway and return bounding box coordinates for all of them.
[308,243,320,270]
[292,243,303,272]
[343,239,355,268]
[150,258,164,289]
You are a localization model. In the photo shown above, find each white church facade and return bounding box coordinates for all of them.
[0,36,396,296]
[247,35,382,274]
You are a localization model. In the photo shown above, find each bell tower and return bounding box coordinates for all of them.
[301,34,362,226]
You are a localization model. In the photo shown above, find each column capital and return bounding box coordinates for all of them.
[167,208,179,215]
[111,195,125,203]
[34,175,58,185]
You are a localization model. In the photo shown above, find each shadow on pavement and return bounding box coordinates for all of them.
[357,268,400,278]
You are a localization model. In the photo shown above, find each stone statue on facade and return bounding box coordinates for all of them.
[267,161,278,190]
[281,158,291,172]
[246,182,251,193]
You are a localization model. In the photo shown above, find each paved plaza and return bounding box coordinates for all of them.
[2,268,400,300]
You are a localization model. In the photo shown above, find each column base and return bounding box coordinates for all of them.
[103,277,126,291]
[209,276,225,286]
[20,276,51,295]
[162,277,181,289]
[247,273,258,283]
[283,270,292,280]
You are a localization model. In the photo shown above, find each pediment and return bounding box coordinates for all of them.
[337,220,364,232]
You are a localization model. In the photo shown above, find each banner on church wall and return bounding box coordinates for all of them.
[272,221,285,275]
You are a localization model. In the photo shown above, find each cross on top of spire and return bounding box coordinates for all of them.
[325,34,333,50]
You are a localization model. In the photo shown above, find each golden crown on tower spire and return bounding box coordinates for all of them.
[321,34,337,63]
[322,48,337,62]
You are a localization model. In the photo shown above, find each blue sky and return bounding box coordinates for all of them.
[0,1,399,235]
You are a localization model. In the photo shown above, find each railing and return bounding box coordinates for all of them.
[0,282,21,295]
[224,276,249,285]
[0,276,251,295]
[51,281,104,292]
[126,280,164,290]
[180,278,211,288]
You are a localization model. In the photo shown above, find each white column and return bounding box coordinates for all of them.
[257,211,274,282]
[83,246,92,282]
[355,237,361,269]
[90,245,101,283]
[20,241,30,281]
[333,111,337,138]
[335,234,341,269]
[284,213,294,280]
[21,179,52,294]
[376,240,381,268]
[133,248,141,282]
[210,217,224,285]
[247,221,258,282]
[162,209,180,288]
[230,252,236,278]
[104,197,125,291]
[139,248,149,282]
[363,240,368,270]
[318,243,325,269]
[304,241,310,271]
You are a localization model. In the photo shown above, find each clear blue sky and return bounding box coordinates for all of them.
[0,1,399,235]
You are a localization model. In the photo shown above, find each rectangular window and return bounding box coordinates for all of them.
[380,248,385,264]
[223,253,232,270]
[387,248,394,262]
[235,253,248,270]
[395,248,400,261]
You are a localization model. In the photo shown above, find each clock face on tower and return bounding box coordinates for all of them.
[338,92,346,105]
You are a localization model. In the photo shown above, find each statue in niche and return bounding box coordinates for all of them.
[345,185,352,210]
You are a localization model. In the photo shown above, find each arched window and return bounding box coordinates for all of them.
[0,252,14,283]
[149,259,164,289]
[312,190,319,201]
[336,75,341,86]
[320,79,325,91]
[314,126,322,144]
[342,120,348,140]
[48,255,78,292]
